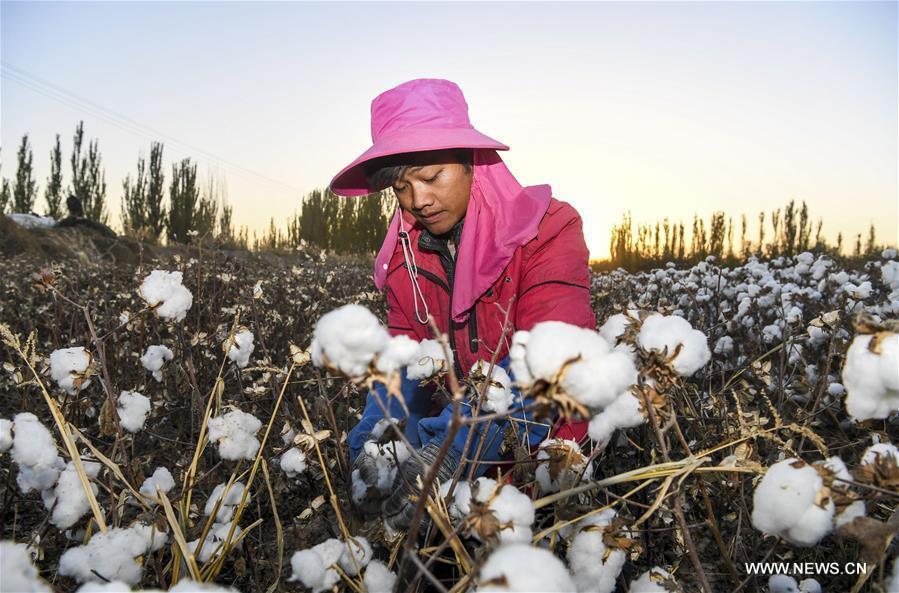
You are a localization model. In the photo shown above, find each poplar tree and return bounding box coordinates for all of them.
[13,134,38,213]
[44,134,64,218]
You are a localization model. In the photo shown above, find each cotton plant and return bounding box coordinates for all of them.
[49,346,93,395]
[58,523,168,585]
[474,543,575,592]
[9,413,65,494]
[224,327,255,368]
[534,438,593,494]
[43,460,102,529]
[629,566,682,592]
[636,313,711,377]
[290,536,374,593]
[768,574,822,593]
[857,442,899,489]
[310,303,390,377]
[116,390,151,433]
[74,580,239,593]
[587,390,646,446]
[841,331,899,421]
[279,447,307,479]
[351,419,411,507]
[751,458,835,547]
[469,359,515,414]
[814,456,866,528]
[441,477,535,544]
[206,409,263,461]
[0,418,11,452]
[187,522,244,564]
[566,509,633,593]
[406,338,453,380]
[140,345,173,382]
[139,270,193,322]
[362,560,397,593]
[204,481,250,523]
[375,334,421,376]
[1,541,52,593]
[139,467,175,505]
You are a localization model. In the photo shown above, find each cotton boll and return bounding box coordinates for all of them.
[363,560,397,593]
[751,458,834,547]
[207,410,262,461]
[139,270,193,322]
[455,479,534,543]
[45,461,101,529]
[375,334,421,376]
[816,457,865,528]
[74,581,134,592]
[0,418,12,452]
[338,537,372,576]
[310,304,389,377]
[768,574,799,593]
[525,321,609,382]
[587,391,645,446]
[279,447,307,479]
[629,567,681,592]
[861,442,898,467]
[168,581,240,593]
[140,345,173,382]
[116,391,151,433]
[798,578,822,593]
[714,336,734,355]
[139,467,175,504]
[561,349,637,410]
[508,331,533,387]
[842,333,899,421]
[204,482,249,523]
[637,315,711,376]
[11,413,65,494]
[598,313,631,345]
[535,439,592,494]
[567,525,626,593]
[470,360,515,414]
[58,523,168,585]
[476,543,575,592]
[1,541,52,593]
[226,329,255,368]
[187,522,243,564]
[360,439,410,493]
[49,346,92,395]
[407,338,454,379]
[289,538,343,593]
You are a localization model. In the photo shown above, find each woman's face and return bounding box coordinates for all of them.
[392,149,473,236]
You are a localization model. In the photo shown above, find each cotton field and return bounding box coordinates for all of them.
[1,246,897,593]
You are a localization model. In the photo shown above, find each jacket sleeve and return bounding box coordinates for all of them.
[515,201,596,331]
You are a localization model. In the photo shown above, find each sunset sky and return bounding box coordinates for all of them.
[2,1,896,259]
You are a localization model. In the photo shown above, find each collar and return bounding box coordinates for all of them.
[418,217,465,253]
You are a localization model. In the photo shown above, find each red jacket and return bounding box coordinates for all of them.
[382,197,596,383]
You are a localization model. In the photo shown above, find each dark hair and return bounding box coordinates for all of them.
[364,148,473,193]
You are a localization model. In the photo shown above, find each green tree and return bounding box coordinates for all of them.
[167,158,199,243]
[69,121,108,223]
[44,134,64,218]
[120,154,148,237]
[145,142,166,242]
[13,134,38,213]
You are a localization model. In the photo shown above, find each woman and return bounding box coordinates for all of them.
[329,78,595,530]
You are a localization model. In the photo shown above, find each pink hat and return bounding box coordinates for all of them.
[329,78,509,196]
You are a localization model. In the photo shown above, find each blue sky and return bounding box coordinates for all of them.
[2,1,896,257]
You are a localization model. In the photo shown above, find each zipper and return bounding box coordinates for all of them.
[402,260,464,377]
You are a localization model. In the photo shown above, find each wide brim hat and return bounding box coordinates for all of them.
[329,79,509,197]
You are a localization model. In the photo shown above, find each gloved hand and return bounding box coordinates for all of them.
[381,441,459,532]
[348,447,388,519]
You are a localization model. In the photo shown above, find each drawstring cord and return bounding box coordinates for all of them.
[398,209,431,325]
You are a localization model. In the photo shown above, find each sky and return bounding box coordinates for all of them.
[2,1,896,259]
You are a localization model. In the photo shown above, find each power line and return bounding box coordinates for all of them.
[1,61,305,196]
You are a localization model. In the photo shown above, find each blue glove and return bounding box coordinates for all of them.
[417,354,549,478]
[347,367,434,463]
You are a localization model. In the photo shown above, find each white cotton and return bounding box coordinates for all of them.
[476,543,575,592]
[281,422,297,445]
[338,537,372,576]
[535,439,592,494]
[58,523,168,585]
[116,390,151,433]
[11,413,65,494]
[363,560,397,593]
[226,329,255,368]
[445,478,534,543]
[140,345,173,382]
[187,522,243,564]
[279,447,307,478]
[49,346,91,395]
[567,525,626,593]
[207,410,262,461]
[204,482,250,523]
[637,314,711,376]
[470,359,515,414]
[751,458,834,547]
[524,321,609,383]
[508,330,533,387]
[562,348,638,410]
[0,541,52,593]
[139,270,193,322]
[310,304,389,377]
[289,538,343,593]
[817,456,866,528]
[360,439,410,493]
[598,313,631,345]
[861,442,899,467]
[762,324,783,343]
[768,574,799,593]
[402,338,451,379]
[139,467,175,504]
[0,418,12,452]
[587,391,645,446]
[842,333,899,421]
[629,567,679,592]
[714,335,734,355]
[168,581,240,593]
[375,334,421,376]
[45,460,101,529]
[74,582,135,593]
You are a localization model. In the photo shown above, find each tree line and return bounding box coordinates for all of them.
[2,122,394,254]
[602,199,884,271]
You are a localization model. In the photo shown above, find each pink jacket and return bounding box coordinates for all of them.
[382,194,596,383]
